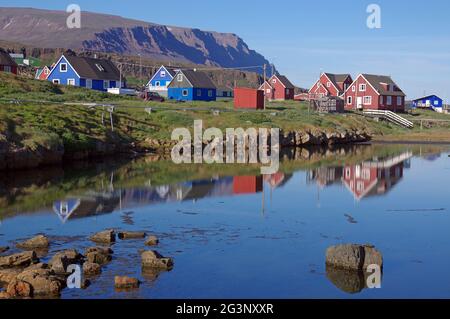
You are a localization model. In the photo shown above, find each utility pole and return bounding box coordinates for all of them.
[119,63,122,89]
[263,63,267,110]
[139,54,142,88]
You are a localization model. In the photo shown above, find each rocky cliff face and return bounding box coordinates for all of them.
[0,7,271,72]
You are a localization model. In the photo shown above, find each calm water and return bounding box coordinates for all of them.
[1,143,450,299]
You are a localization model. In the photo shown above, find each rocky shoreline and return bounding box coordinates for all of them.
[0,128,371,171]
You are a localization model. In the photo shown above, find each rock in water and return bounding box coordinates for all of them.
[48,249,83,274]
[141,250,173,270]
[145,236,159,246]
[325,244,383,271]
[0,246,9,254]
[118,231,146,240]
[325,265,366,294]
[0,268,22,285]
[16,268,63,296]
[16,235,49,249]
[6,279,33,298]
[0,251,39,268]
[90,230,116,243]
[83,262,102,276]
[114,276,140,289]
[85,247,113,256]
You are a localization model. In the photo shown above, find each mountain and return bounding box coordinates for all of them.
[0,7,272,72]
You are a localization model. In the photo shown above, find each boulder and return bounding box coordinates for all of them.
[86,251,112,265]
[114,276,140,289]
[0,251,39,268]
[83,262,102,276]
[325,265,366,294]
[0,246,9,254]
[85,247,113,256]
[145,236,159,246]
[90,229,116,243]
[0,268,22,286]
[118,231,146,240]
[141,250,173,270]
[325,244,383,271]
[48,249,83,274]
[16,235,49,250]
[6,279,32,298]
[16,268,63,296]
[0,291,11,299]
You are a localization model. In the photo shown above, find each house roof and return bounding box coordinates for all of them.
[361,74,406,97]
[0,48,18,67]
[412,94,442,102]
[273,75,295,89]
[64,55,120,81]
[324,73,351,88]
[258,80,273,90]
[181,69,216,89]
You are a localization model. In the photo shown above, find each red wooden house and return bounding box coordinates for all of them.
[309,73,353,98]
[234,87,264,109]
[258,74,295,100]
[35,65,52,80]
[0,48,18,75]
[344,74,406,112]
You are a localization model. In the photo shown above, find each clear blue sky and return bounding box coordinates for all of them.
[1,0,450,101]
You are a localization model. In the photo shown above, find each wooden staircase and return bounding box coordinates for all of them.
[363,110,414,128]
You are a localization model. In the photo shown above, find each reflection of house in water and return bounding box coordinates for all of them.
[263,172,293,189]
[342,151,412,200]
[307,167,343,188]
[53,175,269,222]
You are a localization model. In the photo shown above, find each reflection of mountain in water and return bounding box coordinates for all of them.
[308,151,413,200]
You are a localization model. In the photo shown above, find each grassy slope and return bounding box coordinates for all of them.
[1,73,450,156]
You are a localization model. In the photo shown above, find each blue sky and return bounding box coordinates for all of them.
[1,0,450,101]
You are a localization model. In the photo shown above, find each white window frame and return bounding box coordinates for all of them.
[86,79,92,89]
[67,78,75,86]
[386,96,392,106]
[363,96,372,105]
[272,79,277,84]
[60,63,68,72]
[182,89,189,97]
[160,71,166,77]
[155,81,160,87]
[359,84,366,92]
[327,81,331,88]
[347,96,352,105]
[397,96,403,105]
[103,80,109,90]
[4,66,11,73]
[352,85,356,92]
[53,79,60,85]
[266,89,271,94]
[285,88,290,95]
[177,74,183,82]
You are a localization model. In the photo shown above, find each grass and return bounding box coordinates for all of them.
[1,72,450,157]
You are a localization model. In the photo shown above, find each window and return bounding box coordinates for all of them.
[155,81,160,87]
[95,63,105,72]
[44,68,49,75]
[347,96,352,105]
[363,96,372,105]
[60,63,67,72]
[397,96,403,105]
[327,81,331,88]
[53,79,60,85]
[182,89,188,97]
[345,168,351,178]
[359,84,366,92]
[208,90,213,97]
[103,80,109,90]
[67,79,75,86]
[380,96,384,105]
[177,74,183,82]
[4,66,11,73]
[266,89,271,94]
[272,79,276,84]
[286,88,290,95]
[197,89,202,97]
[160,71,166,77]
[434,100,439,106]
[352,85,356,92]
[386,96,392,106]
[86,79,92,89]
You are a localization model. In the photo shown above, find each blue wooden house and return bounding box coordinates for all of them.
[146,65,177,97]
[167,69,217,101]
[412,95,443,109]
[47,55,122,91]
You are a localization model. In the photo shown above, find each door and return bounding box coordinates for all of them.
[357,97,363,109]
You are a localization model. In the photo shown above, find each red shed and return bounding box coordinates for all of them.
[234,87,264,109]
[259,75,295,100]
[233,176,263,195]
